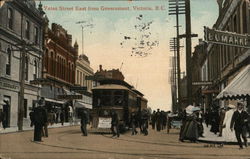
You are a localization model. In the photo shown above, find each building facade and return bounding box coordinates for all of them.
[75,54,94,110]
[0,0,44,127]
[94,65,125,81]
[205,0,250,108]
[41,22,78,121]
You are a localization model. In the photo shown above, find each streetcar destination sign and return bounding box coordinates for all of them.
[204,26,250,48]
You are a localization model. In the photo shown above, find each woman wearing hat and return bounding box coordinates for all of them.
[222,104,236,142]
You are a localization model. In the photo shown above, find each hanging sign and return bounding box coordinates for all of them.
[204,26,250,48]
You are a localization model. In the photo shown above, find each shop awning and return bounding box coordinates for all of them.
[74,101,92,109]
[216,65,250,100]
[44,98,65,104]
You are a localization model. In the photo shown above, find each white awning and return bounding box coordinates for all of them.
[44,98,65,104]
[217,65,250,99]
[74,101,92,109]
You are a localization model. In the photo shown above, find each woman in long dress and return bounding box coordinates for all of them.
[222,104,236,142]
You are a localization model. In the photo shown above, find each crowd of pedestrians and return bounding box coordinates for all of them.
[151,109,172,133]
[178,101,249,149]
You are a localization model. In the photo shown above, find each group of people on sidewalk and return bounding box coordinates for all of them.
[179,101,249,149]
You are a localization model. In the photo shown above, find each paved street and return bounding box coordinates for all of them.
[0,126,250,159]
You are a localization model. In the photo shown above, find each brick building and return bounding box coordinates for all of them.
[41,22,78,109]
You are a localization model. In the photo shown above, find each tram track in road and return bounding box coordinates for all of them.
[1,128,249,159]
[101,133,205,149]
[24,129,213,159]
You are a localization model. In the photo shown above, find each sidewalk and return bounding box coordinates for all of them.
[198,123,250,144]
[0,122,80,134]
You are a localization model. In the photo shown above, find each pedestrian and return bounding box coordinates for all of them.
[141,109,149,136]
[80,109,89,136]
[161,111,167,130]
[210,107,220,135]
[60,109,65,126]
[166,112,172,134]
[218,107,226,137]
[179,110,199,142]
[222,104,236,142]
[230,102,249,149]
[0,109,3,130]
[204,111,209,127]
[33,98,47,142]
[151,110,156,130]
[111,110,120,138]
[29,109,34,127]
[130,112,138,135]
[155,109,161,131]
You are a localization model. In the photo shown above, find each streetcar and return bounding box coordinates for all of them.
[90,79,147,132]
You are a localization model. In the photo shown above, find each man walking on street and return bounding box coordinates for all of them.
[230,102,249,149]
[80,109,89,136]
[33,98,47,142]
[111,110,120,138]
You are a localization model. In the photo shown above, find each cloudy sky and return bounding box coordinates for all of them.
[40,0,218,111]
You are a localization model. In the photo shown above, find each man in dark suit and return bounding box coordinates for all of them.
[230,102,249,149]
[111,110,120,138]
[33,98,48,142]
[80,109,89,136]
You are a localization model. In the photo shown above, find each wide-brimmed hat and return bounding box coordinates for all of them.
[227,104,236,109]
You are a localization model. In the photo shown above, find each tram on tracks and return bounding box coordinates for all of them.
[90,79,147,132]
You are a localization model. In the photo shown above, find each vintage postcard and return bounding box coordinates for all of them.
[0,0,250,159]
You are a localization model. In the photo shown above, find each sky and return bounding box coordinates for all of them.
[39,0,218,111]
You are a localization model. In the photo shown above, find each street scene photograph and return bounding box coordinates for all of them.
[0,0,250,158]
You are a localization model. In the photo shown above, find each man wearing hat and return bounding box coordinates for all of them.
[230,102,249,149]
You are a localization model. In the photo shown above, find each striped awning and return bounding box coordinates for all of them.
[216,65,250,100]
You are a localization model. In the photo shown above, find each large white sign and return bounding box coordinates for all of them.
[98,117,111,128]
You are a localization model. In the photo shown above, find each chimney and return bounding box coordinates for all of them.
[99,65,103,71]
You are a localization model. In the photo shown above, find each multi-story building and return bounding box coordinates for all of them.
[41,22,78,120]
[94,65,125,81]
[0,0,44,127]
[74,54,94,110]
[191,39,207,107]
[75,54,93,92]
[205,0,250,108]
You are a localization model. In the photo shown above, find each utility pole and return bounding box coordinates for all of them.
[185,0,192,105]
[15,40,41,131]
[17,41,26,131]
[169,38,177,111]
[169,0,185,110]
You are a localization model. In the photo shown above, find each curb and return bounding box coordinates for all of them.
[198,138,250,145]
[0,124,80,135]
